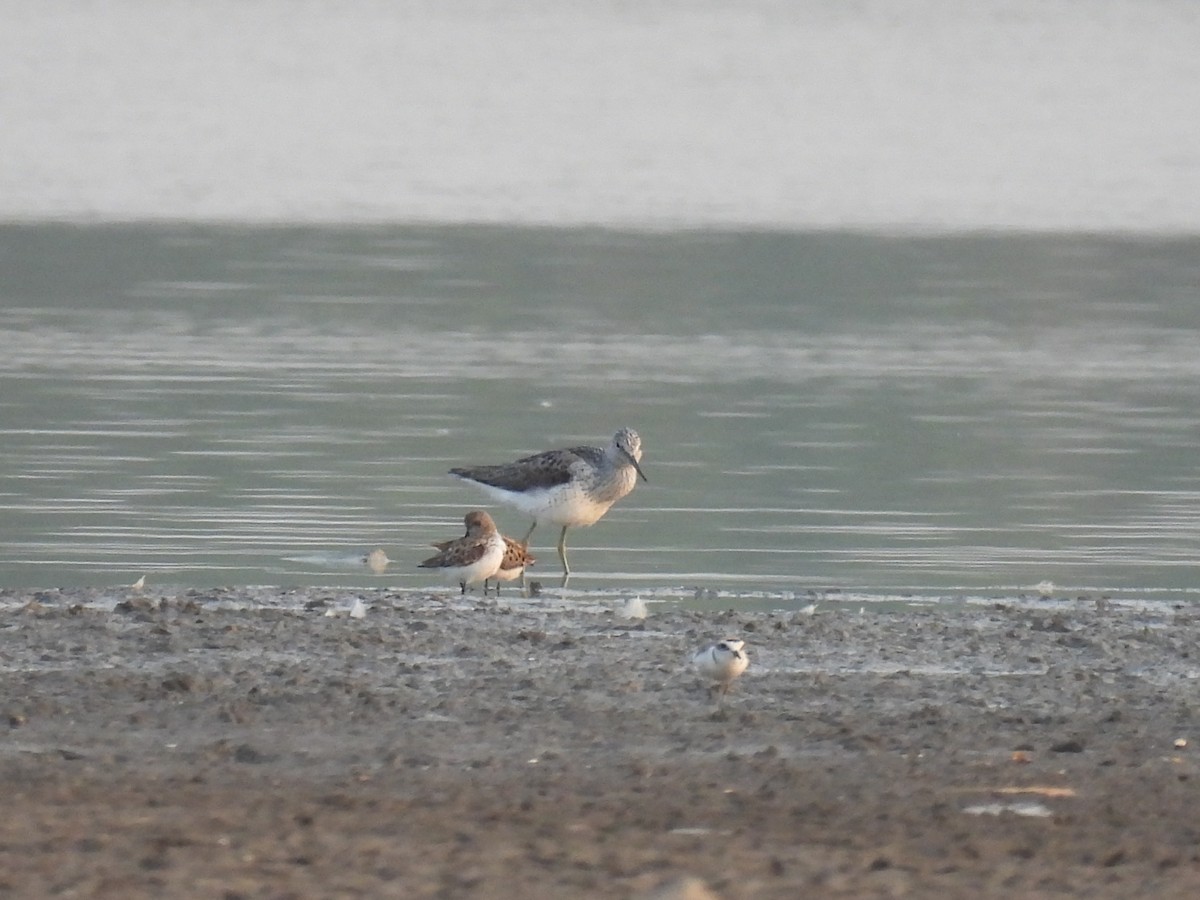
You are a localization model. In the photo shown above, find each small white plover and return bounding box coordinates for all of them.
[692,638,749,700]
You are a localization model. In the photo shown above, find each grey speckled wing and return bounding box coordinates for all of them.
[562,445,605,468]
[450,449,581,491]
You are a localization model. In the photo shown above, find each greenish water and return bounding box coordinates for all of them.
[3,225,1200,606]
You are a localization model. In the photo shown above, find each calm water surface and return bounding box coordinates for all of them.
[3,2,1200,607]
[3,225,1199,605]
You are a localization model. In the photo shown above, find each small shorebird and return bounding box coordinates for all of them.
[489,536,535,595]
[433,534,534,596]
[692,638,749,701]
[418,510,505,594]
[449,427,646,581]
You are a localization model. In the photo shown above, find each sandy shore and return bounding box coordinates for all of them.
[2,586,1199,898]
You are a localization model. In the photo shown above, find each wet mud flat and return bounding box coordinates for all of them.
[1,587,1199,898]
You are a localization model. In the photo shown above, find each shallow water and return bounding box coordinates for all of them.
[3,225,1200,605]
[3,1,1200,606]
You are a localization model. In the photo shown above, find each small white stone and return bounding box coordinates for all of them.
[364,548,390,573]
[618,595,648,620]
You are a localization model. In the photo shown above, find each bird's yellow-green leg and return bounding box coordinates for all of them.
[558,526,572,573]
